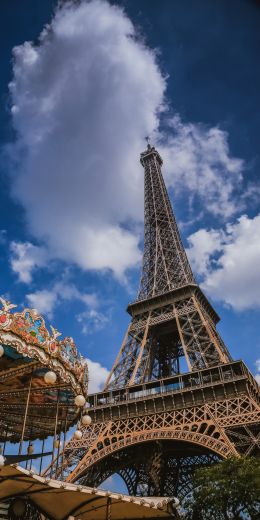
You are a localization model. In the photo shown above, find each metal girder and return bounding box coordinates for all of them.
[47,146,260,499]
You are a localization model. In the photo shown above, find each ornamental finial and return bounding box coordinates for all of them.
[0,297,17,312]
[50,325,62,340]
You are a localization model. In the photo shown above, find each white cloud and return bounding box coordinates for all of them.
[86,357,110,393]
[53,281,98,308]
[26,281,98,319]
[186,228,223,277]
[77,308,109,335]
[255,359,260,385]
[26,289,57,317]
[10,241,47,283]
[24,282,110,392]
[187,214,260,310]
[8,0,165,279]
[8,0,246,283]
[160,116,245,218]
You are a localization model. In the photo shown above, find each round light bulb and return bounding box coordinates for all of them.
[0,454,6,466]
[82,414,92,426]
[74,394,86,407]
[44,371,57,384]
[74,430,83,440]
[0,345,4,358]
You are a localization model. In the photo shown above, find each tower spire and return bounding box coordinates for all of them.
[104,145,231,389]
[138,145,195,301]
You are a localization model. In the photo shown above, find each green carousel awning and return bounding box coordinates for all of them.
[0,465,180,519]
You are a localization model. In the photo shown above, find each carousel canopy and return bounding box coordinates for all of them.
[0,465,180,519]
[0,297,88,443]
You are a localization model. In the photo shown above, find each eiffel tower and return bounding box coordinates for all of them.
[53,144,260,498]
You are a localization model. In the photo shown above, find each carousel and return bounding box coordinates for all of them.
[0,296,89,476]
[0,297,179,519]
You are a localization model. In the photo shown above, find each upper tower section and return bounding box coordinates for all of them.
[137,144,195,301]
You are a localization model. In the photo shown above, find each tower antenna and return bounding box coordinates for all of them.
[145,135,151,149]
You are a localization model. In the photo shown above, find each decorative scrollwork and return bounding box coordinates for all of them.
[0,299,88,390]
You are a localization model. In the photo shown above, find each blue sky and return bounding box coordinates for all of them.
[0,0,260,394]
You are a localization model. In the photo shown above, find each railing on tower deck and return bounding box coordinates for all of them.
[88,361,258,409]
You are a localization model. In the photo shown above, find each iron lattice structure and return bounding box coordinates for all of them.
[47,145,260,498]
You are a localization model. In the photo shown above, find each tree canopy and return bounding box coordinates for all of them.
[183,456,260,520]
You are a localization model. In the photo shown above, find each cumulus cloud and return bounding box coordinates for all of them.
[26,288,57,317]
[77,308,109,335]
[8,0,246,283]
[255,359,260,385]
[8,0,165,279]
[86,357,110,393]
[26,281,98,318]
[160,116,245,218]
[10,241,48,283]
[186,228,223,277]
[187,214,260,310]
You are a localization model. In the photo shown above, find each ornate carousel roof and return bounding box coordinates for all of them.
[0,297,88,443]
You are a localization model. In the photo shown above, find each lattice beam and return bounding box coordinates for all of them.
[50,146,260,499]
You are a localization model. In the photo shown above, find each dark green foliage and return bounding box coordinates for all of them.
[182,456,260,520]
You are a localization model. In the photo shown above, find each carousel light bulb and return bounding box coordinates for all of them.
[74,430,83,440]
[44,371,57,384]
[0,454,6,466]
[84,402,90,409]
[82,414,92,426]
[74,394,86,407]
[27,444,34,455]
[0,345,4,358]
